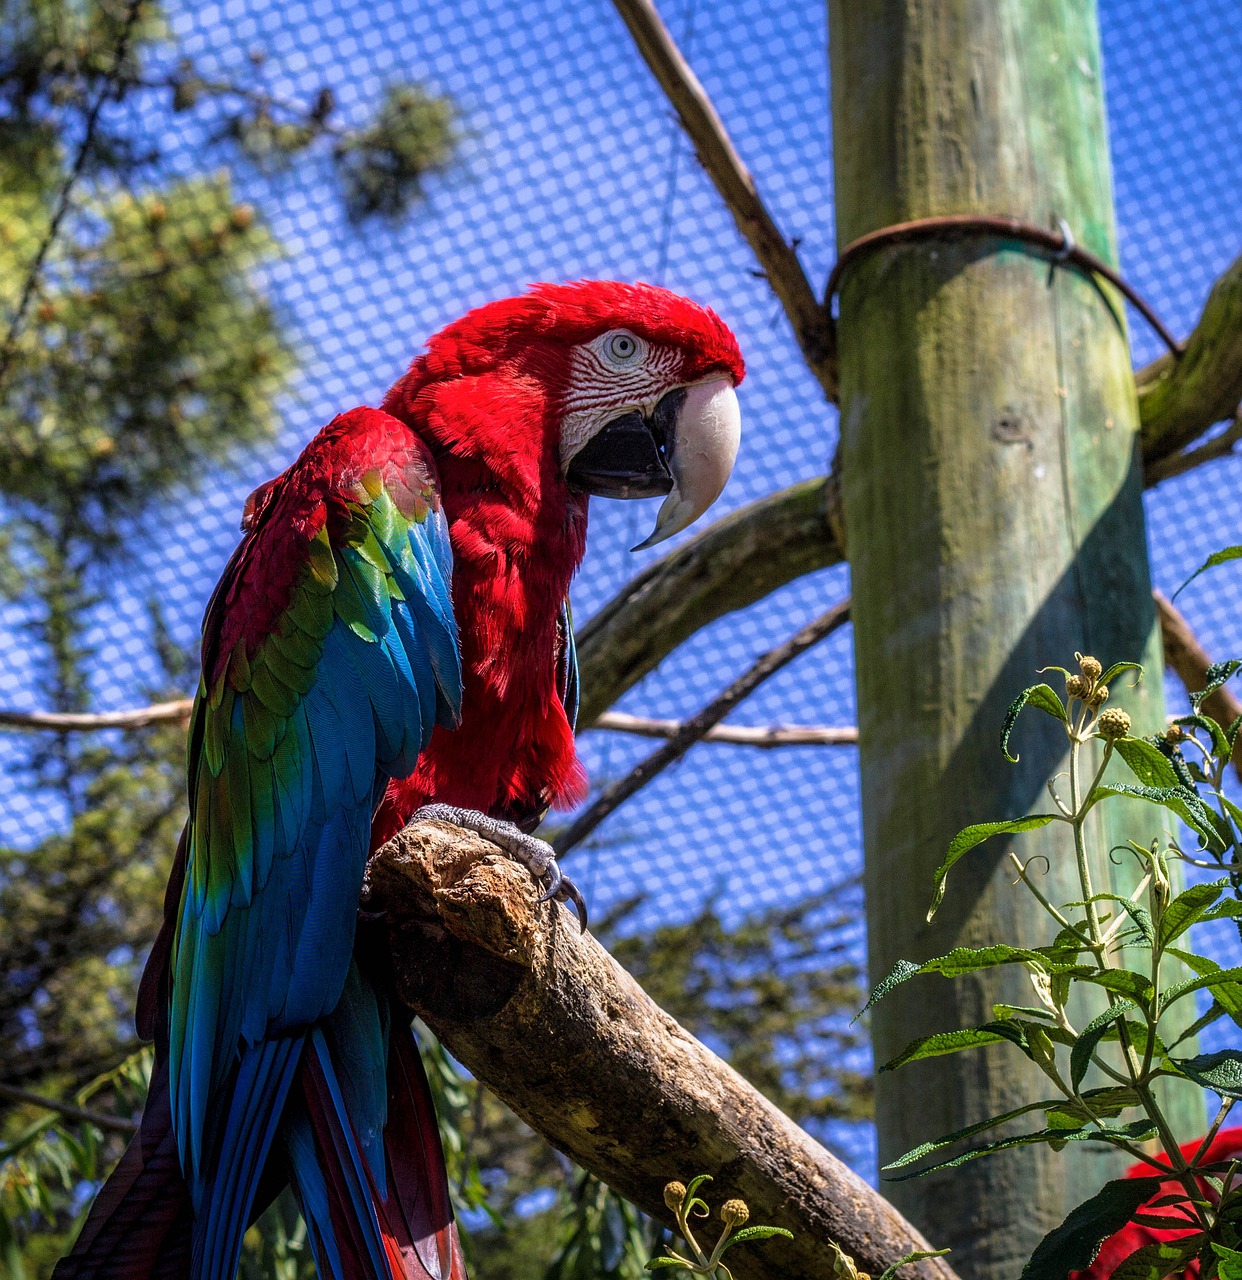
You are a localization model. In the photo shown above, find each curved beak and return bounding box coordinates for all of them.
[632,376,740,550]
[565,376,741,550]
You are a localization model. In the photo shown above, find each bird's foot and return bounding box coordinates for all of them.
[411,804,588,932]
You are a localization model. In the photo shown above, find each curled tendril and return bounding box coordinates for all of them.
[1016,854,1052,879]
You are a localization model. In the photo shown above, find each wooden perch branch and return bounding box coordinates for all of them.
[611,0,835,398]
[1156,589,1242,784]
[0,1081,138,1136]
[0,700,193,732]
[1137,253,1242,470]
[365,820,958,1280]
[591,709,857,747]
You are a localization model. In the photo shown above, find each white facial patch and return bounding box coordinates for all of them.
[559,332,683,469]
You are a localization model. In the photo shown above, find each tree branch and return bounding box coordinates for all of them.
[576,477,841,723]
[1143,408,1242,487]
[591,710,857,747]
[0,699,193,731]
[0,1081,138,1135]
[1138,252,1242,470]
[559,599,851,854]
[364,820,958,1280]
[1155,589,1242,784]
[610,0,835,398]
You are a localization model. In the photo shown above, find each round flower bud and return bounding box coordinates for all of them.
[720,1199,749,1228]
[1097,708,1131,740]
[1078,655,1103,683]
[1087,685,1110,708]
[663,1181,687,1213]
[231,203,255,231]
[1065,674,1089,700]
[1165,725,1185,744]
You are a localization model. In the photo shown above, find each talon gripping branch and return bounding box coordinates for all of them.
[54,281,744,1280]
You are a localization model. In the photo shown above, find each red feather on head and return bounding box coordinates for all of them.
[373,280,744,843]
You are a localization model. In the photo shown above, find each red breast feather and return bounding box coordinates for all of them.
[374,281,744,844]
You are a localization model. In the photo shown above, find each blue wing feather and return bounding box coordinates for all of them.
[166,410,461,1280]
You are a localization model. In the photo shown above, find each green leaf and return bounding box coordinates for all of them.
[1092,782,1229,853]
[1171,1049,1242,1099]
[1173,544,1242,598]
[1001,684,1068,761]
[1019,1176,1165,1280]
[1161,963,1242,1014]
[1099,661,1145,688]
[724,1225,794,1246]
[883,1120,1157,1181]
[1080,968,1154,1006]
[1045,1087,1140,1128]
[883,1099,1066,1171]
[919,944,1059,976]
[1110,1237,1205,1280]
[1201,899,1242,924]
[880,1026,1017,1072]
[877,1249,953,1280]
[1192,659,1242,711]
[1159,878,1228,946]
[1114,736,1183,789]
[1215,1242,1242,1280]
[856,960,922,1020]
[928,816,1059,920]
[646,1256,692,1270]
[1171,714,1232,761]
[1071,1001,1138,1091]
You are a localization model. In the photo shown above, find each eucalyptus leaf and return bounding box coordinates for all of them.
[1019,1176,1165,1280]
[928,816,1059,920]
[1001,684,1068,762]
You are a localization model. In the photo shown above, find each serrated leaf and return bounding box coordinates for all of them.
[1173,544,1242,599]
[725,1225,794,1245]
[877,1249,953,1280]
[883,1098,1065,1171]
[1001,684,1068,761]
[920,944,1057,976]
[1045,1087,1139,1128]
[1018,1176,1165,1280]
[1202,899,1242,924]
[1215,1242,1242,1280]
[1092,782,1229,854]
[856,960,922,1020]
[1160,963,1242,1014]
[1115,736,1183,789]
[1192,659,1242,711]
[1080,968,1154,1006]
[1110,1237,1205,1280]
[1172,714,1232,761]
[1171,1048,1242,1099]
[1159,878,1228,946]
[1071,1001,1138,1091]
[928,816,1059,920]
[880,1026,1015,1072]
[883,1119,1156,1181]
[646,1256,691,1270]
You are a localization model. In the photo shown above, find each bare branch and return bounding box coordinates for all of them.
[1138,252,1242,471]
[1143,408,1242,486]
[1155,589,1242,784]
[591,709,857,747]
[610,0,834,397]
[577,477,840,723]
[365,821,958,1280]
[0,699,193,732]
[559,599,851,854]
[0,1081,138,1135]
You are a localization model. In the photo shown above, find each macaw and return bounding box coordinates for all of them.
[55,280,744,1280]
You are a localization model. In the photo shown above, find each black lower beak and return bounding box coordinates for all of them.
[566,389,687,499]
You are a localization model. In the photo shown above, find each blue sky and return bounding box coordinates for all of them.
[1,0,1240,1172]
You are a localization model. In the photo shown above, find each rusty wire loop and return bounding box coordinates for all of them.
[824,214,1184,358]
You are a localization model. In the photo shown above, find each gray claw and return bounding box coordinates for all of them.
[536,858,563,903]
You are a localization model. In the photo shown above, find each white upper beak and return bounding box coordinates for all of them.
[633,376,741,550]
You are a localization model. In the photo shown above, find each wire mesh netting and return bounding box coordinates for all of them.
[1,0,1239,1193]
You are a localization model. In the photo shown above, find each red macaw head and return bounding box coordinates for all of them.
[385,280,745,549]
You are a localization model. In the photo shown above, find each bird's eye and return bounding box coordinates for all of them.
[605,332,639,363]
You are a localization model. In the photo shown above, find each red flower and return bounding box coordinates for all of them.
[1073,1129,1242,1278]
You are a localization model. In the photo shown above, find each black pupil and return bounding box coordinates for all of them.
[615,338,631,355]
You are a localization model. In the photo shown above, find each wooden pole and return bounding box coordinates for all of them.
[827,3,1202,1276]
